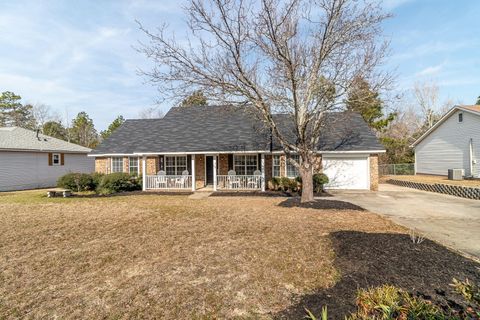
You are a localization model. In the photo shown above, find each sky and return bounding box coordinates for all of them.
[0,0,478,130]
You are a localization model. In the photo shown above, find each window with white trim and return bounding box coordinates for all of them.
[272,155,281,177]
[286,154,300,177]
[111,157,124,173]
[165,156,187,175]
[129,157,139,175]
[234,155,258,175]
[52,153,60,166]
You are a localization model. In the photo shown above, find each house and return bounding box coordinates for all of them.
[90,105,385,191]
[413,105,480,178]
[0,127,94,191]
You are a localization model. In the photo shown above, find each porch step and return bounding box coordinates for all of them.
[188,192,213,200]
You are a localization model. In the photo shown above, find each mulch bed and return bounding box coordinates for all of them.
[211,190,332,197]
[274,231,480,319]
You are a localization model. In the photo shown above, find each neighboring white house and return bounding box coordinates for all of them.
[412,105,480,178]
[0,127,94,191]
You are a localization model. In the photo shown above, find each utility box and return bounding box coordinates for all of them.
[448,169,464,180]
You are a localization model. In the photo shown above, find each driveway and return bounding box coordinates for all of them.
[331,184,480,259]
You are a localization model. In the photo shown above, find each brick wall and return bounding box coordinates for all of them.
[218,154,229,175]
[369,154,379,191]
[195,154,205,188]
[95,157,108,173]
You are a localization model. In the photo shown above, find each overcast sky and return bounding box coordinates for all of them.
[0,0,478,130]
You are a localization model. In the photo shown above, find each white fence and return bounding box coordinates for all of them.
[145,175,192,190]
[217,175,262,190]
[379,163,415,176]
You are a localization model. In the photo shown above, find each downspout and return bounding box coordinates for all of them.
[469,138,475,177]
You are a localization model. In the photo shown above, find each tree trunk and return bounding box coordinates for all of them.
[300,163,314,203]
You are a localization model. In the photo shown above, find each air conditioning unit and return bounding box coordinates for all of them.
[448,169,464,180]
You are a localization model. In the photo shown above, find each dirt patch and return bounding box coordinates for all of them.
[274,231,480,319]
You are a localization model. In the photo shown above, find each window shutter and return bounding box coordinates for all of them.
[257,154,261,170]
[228,154,233,170]
[187,155,192,174]
[48,153,53,166]
[159,155,165,171]
[60,153,65,165]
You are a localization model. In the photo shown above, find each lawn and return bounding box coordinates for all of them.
[0,190,478,319]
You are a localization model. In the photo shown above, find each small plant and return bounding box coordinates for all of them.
[313,173,329,193]
[409,228,426,244]
[451,278,480,305]
[305,306,327,320]
[280,177,292,192]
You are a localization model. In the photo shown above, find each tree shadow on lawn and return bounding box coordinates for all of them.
[277,198,365,211]
[274,231,480,319]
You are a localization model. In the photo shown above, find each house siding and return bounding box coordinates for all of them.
[415,110,480,177]
[0,151,94,191]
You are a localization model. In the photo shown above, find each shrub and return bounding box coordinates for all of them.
[97,173,141,194]
[313,173,329,193]
[270,177,281,191]
[57,173,95,192]
[278,177,291,192]
[91,172,105,189]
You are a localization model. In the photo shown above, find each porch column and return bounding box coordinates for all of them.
[191,155,196,191]
[213,156,217,191]
[261,153,265,192]
[142,155,146,191]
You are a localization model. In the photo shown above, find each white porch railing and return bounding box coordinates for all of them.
[217,175,263,190]
[145,175,192,190]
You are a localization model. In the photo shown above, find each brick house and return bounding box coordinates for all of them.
[90,105,384,191]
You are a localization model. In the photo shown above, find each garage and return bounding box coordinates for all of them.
[322,156,369,190]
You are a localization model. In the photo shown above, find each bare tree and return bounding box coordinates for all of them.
[138,106,165,119]
[412,81,456,130]
[138,0,391,202]
[32,104,61,129]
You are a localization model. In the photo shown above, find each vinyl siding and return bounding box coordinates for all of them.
[415,110,480,177]
[0,151,94,191]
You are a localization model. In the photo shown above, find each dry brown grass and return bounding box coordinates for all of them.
[0,190,403,319]
[382,174,480,187]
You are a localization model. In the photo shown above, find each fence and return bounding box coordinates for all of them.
[379,163,415,176]
[217,175,263,190]
[145,175,192,190]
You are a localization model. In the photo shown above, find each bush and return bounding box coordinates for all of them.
[91,172,105,188]
[270,177,281,191]
[313,173,329,193]
[97,173,141,194]
[280,177,292,192]
[57,173,95,192]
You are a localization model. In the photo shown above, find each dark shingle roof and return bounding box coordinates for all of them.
[91,105,384,154]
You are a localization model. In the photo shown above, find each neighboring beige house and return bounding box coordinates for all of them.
[413,105,480,178]
[90,105,385,191]
[0,127,94,191]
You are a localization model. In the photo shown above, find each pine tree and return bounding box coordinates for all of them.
[69,111,99,148]
[101,115,125,140]
[180,90,208,107]
[345,78,395,131]
[0,91,36,128]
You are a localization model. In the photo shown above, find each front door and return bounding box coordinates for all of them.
[206,156,214,185]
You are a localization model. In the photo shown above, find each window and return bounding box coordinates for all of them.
[234,155,258,175]
[129,157,139,175]
[52,153,60,166]
[458,113,463,123]
[111,157,124,173]
[165,156,187,175]
[286,154,300,177]
[272,155,281,177]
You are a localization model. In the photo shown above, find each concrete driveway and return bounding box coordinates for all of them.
[331,184,480,259]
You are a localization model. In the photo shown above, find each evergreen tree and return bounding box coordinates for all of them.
[100,115,125,140]
[69,111,98,148]
[43,121,68,141]
[180,90,208,107]
[476,96,480,105]
[0,91,36,128]
[345,78,395,131]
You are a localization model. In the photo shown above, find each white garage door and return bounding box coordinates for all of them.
[322,157,369,190]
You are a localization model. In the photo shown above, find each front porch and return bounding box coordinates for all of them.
[141,153,267,192]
